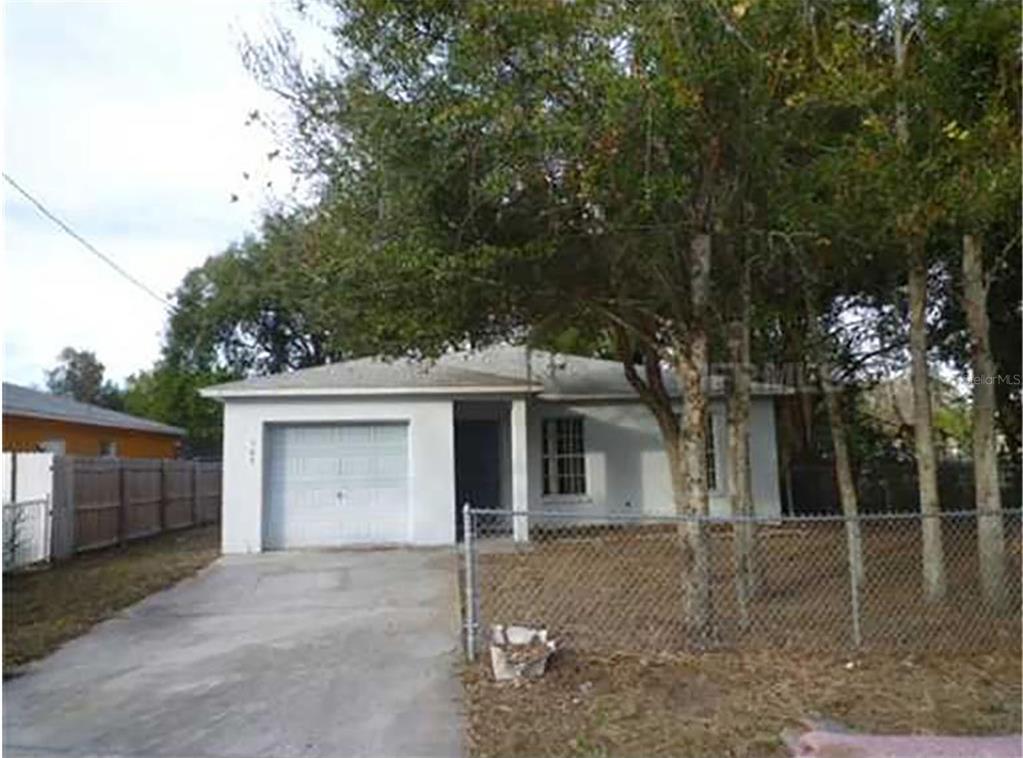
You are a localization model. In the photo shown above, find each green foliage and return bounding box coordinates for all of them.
[921,0,1020,231]
[248,0,804,366]
[122,365,233,457]
[921,0,1021,455]
[165,213,342,376]
[45,347,123,410]
[126,211,354,454]
[766,0,1020,456]
[854,374,974,462]
[238,0,1021,465]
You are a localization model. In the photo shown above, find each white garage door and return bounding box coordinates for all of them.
[264,423,410,548]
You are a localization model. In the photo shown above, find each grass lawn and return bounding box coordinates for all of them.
[3,525,220,670]
[464,648,1021,757]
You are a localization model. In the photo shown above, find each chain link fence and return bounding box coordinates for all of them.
[461,508,1022,659]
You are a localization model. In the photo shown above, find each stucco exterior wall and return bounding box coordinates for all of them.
[526,398,781,519]
[220,396,455,553]
[2,414,180,458]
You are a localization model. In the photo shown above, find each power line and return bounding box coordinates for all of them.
[3,172,177,312]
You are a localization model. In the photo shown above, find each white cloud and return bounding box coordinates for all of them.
[3,0,322,385]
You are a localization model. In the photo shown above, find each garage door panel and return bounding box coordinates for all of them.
[338,425,373,444]
[339,486,408,541]
[291,426,338,445]
[339,454,374,478]
[375,453,407,477]
[372,425,407,444]
[264,423,410,548]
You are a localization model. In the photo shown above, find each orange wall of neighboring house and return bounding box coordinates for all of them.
[2,414,181,458]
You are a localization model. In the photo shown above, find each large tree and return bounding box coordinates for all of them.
[124,212,345,455]
[889,0,947,602]
[923,0,1020,606]
[45,347,123,410]
[249,0,815,635]
[166,213,342,376]
[873,0,1019,603]
[122,365,235,458]
[243,0,1020,623]
[795,0,1020,606]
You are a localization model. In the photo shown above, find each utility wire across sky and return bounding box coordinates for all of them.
[3,172,177,313]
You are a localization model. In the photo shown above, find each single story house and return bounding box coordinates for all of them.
[203,346,787,553]
[2,382,184,458]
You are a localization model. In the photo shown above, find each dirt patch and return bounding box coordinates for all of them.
[464,648,1021,757]
[3,525,220,671]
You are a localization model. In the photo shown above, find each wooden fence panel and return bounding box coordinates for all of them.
[789,461,1023,515]
[122,460,163,540]
[73,458,121,551]
[196,463,221,524]
[5,456,222,566]
[162,460,195,530]
[50,457,75,560]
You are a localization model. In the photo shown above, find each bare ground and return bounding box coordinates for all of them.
[464,648,1021,758]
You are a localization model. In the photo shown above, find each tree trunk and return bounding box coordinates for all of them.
[895,0,947,602]
[727,259,756,629]
[803,288,864,644]
[908,248,947,602]
[963,233,1006,608]
[673,231,714,641]
[820,361,865,645]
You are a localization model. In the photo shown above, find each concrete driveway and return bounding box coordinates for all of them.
[4,549,464,758]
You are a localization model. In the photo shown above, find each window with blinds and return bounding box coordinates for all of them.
[542,418,586,495]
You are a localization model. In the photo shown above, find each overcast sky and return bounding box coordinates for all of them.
[3,1,314,388]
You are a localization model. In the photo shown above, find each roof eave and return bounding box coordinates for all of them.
[200,384,544,400]
[539,388,792,402]
[3,409,185,437]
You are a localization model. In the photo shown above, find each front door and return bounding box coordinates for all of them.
[454,420,501,540]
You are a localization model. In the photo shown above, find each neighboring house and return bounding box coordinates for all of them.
[202,346,787,552]
[2,382,184,458]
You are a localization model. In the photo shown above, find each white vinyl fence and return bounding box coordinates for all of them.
[2,452,54,570]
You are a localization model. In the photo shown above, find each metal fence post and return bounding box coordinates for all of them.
[845,516,863,648]
[463,502,477,662]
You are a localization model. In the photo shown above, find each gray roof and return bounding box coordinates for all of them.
[2,383,185,436]
[439,346,788,397]
[202,345,791,400]
[201,356,540,397]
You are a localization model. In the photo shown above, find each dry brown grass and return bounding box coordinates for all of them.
[464,648,1022,758]
[476,520,1022,653]
[3,525,220,671]
[467,519,1022,756]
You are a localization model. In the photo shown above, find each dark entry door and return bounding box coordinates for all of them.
[455,420,501,540]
